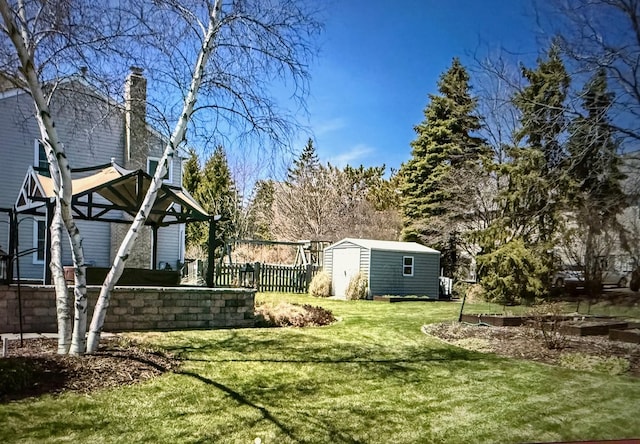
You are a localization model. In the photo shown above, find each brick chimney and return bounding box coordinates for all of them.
[124,66,148,170]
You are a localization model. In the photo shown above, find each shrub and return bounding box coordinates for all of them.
[477,239,548,305]
[465,283,486,302]
[452,281,469,299]
[526,301,568,350]
[254,302,335,327]
[345,272,368,300]
[309,271,331,298]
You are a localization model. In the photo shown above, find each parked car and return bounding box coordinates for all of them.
[554,265,629,289]
[553,265,584,289]
[601,270,630,287]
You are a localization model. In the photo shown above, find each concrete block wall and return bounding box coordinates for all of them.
[0,285,255,333]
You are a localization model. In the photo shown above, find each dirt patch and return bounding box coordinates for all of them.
[423,322,640,377]
[0,337,179,403]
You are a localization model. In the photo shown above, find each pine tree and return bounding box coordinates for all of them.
[287,138,320,185]
[513,44,570,173]
[246,179,275,240]
[477,45,570,298]
[182,148,201,195]
[183,148,202,250]
[568,69,624,215]
[566,68,626,292]
[399,58,485,275]
[192,146,239,251]
[508,44,570,247]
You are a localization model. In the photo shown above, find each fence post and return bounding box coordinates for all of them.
[254,262,261,292]
[305,264,313,293]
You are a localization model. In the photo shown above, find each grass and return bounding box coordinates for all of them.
[1,292,639,443]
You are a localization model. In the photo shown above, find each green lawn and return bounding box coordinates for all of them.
[1,292,639,443]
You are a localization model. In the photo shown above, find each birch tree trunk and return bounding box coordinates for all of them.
[0,0,88,354]
[86,0,223,353]
[50,201,72,354]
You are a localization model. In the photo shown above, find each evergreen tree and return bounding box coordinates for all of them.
[183,148,202,250]
[567,69,625,216]
[476,45,570,299]
[399,58,485,276]
[287,138,320,185]
[507,44,570,247]
[246,179,275,240]
[192,146,239,251]
[565,69,626,292]
[513,44,570,173]
[182,148,201,196]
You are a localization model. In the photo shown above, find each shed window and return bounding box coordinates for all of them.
[403,256,414,277]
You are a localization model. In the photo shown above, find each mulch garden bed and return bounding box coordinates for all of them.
[0,337,180,403]
[423,322,640,377]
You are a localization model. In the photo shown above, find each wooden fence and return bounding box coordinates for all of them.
[215,262,320,293]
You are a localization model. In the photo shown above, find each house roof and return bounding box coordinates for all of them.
[328,238,440,254]
[15,162,209,226]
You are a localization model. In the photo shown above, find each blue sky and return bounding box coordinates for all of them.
[303,0,542,173]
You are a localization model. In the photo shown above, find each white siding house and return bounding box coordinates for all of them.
[0,69,185,281]
[323,238,441,298]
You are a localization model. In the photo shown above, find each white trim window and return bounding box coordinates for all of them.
[147,156,172,183]
[34,139,50,177]
[403,256,414,277]
[33,218,46,264]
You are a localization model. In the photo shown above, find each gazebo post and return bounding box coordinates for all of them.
[206,215,222,288]
[152,225,159,270]
[206,215,216,288]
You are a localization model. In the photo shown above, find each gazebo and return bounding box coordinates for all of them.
[12,160,220,287]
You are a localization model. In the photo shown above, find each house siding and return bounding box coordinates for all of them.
[369,250,440,297]
[0,77,185,281]
[157,224,182,269]
[0,88,125,279]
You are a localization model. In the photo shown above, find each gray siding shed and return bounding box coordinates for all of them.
[324,238,441,298]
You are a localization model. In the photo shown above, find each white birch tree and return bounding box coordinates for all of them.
[0,0,150,354]
[86,0,224,352]
[0,0,88,354]
[86,0,320,352]
[1,0,320,354]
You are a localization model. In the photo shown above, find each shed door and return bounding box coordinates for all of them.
[332,248,361,296]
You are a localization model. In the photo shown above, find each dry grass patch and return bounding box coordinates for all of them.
[255,301,336,327]
[423,322,640,377]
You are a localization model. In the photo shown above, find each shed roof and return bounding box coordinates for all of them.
[328,238,440,254]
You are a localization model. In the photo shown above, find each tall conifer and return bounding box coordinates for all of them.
[399,58,484,275]
[192,146,239,250]
[566,69,626,291]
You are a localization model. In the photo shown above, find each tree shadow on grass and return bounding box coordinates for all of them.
[167,331,508,442]
[166,329,496,368]
[180,370,308,443]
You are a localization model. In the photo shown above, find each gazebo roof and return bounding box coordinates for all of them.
[15,162,210,226]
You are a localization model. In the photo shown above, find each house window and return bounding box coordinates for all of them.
[403,256,414,277]
[33,218,46,264]
[147,157,172,182]
[34,140,50,177]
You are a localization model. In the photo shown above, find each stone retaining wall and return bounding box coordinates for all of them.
[0,285,255,333]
